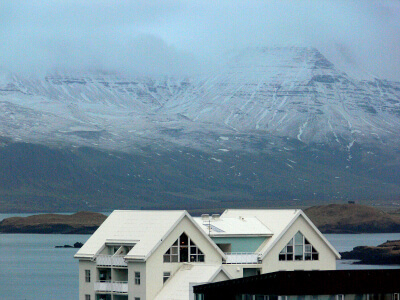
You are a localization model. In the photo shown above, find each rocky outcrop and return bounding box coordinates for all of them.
[340,240,400,265]
[55,242,84,248]
[304,204,400,233]
[0,211,107,234]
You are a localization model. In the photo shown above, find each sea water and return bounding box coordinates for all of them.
[0,234,90,300]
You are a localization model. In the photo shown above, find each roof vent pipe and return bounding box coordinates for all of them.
[201,214,210,221]
[211,214,220,220]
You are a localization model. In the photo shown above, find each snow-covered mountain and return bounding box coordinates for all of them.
[1,47,400,154]
[1,47,400,212]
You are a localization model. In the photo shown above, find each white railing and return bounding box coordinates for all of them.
[95,281,128,293]
[96,255,127,267]
[224,252,260,264]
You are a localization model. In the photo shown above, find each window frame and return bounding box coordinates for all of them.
[279,231,319,261]
[85,270,91,283]
[134,272,141,285]
[163,271,171,284]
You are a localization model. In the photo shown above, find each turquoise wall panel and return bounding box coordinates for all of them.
[211,237,267,252]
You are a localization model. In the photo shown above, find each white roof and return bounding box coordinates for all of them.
[193,216,273,237]
[221,209,340,259]
[75,210,225,260]
[154,264,231,300]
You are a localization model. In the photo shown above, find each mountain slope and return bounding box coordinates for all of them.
[1,47,400,212]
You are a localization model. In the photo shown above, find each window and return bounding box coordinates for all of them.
[163,232,205,263]
[85,270,91,282]
[85,295,90,300]
[163,272,171,284]
[195,294,204,300]
[279,231,319,261]
[336,295,344,300]
[393,294,400,300]
[134,272,141,285]
[135,298,140,300]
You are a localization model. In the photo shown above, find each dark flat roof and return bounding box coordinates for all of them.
[194,269,400,295]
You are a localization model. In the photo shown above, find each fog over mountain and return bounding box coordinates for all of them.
[0,2,400,212]
[1,1,399,80]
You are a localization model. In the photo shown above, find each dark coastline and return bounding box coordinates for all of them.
[340,240,400,265]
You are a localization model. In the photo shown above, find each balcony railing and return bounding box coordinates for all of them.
[95,281,128,293]
[224,252,260,264]
[96,255,127,267]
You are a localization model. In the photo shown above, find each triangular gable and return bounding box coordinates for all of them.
[259,210,340,260]
[209,266,233,282]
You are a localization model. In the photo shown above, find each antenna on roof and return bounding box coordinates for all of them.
[201,214,211,236]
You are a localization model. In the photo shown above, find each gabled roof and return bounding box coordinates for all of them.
[74,210,226,261]
[154,264,232,300]
[193,216,273,237]
[221,209,340,259]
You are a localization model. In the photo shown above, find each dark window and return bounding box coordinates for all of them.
[135,272,140,285]
[85,270,91,282]
[163,272,171,283]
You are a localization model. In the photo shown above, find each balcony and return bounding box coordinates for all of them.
[95,281,128,293]
[96,255,127,267]
[223,252,260,264]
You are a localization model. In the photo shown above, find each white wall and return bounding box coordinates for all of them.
[128,261,146,300]
[78,260,96,300]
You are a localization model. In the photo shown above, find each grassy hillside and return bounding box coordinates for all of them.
[305,204,400,233]
[1,141,400,212]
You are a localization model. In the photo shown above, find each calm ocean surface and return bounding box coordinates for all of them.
[1,214,400,300]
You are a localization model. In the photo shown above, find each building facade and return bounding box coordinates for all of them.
[75,209,340,300]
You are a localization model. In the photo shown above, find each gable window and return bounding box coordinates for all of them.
[85,270,91,282]
[279,231,319,261]
[163,232,205,263]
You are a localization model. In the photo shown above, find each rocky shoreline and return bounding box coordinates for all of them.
[340,240,400,265]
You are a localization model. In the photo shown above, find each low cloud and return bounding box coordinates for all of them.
[0,0,399,79]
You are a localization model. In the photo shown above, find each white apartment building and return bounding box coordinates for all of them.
[74,209,340,300]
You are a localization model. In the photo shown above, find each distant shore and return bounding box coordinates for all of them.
[1,204,400,234]
[0,211,107,234]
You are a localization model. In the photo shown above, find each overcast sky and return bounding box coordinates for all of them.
[1,0,399,79]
